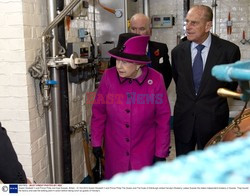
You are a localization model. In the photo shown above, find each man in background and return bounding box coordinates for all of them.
[110,13,172,90]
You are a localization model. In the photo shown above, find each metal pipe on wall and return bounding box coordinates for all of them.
[47,0,63,183]
[48,0,59,56]
[42,0,82,183]
[56,0,73,183]
[50,65,63,183]
[212,0,217,34]
[93,0,96,42]
[143,0,149,17]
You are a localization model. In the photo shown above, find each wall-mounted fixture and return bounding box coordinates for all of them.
[240,30,250,45]
[151,15,175,28]
[226,12,232,35]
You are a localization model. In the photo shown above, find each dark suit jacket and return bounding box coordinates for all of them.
[171,34,241,146]
[0,123,27,183]
[109,40,172,90]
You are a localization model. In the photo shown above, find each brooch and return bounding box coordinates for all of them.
[148,79,153,85]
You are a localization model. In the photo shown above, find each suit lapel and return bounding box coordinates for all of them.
[198,35,221,95]
[182,41,195,93]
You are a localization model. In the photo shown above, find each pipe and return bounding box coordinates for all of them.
[41,36,53,182]
[59,66,72,183]
[42,0,81,79]
[42,0,82,36]
[143,0,149,17]
[44,108,53,182]
[56,0,73,183]
[97,0,115,15]
[42,0,82,183]
[48,0,58,56]
[124,0,128,33]
[50,66,64,183]
[212,0,217,34]
[93,0,96,42]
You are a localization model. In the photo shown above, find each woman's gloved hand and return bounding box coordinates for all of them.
[92,147,103,159]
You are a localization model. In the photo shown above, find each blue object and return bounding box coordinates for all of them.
[193,44,205,94]
[45,80,58,85]
[212,60,250,82]
[212,60,250,102]
[9,185,18,193]
[101,134,250,184]
[78,28,87,41]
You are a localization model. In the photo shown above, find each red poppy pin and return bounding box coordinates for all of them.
[154,49,160,56]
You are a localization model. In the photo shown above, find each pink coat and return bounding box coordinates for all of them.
[91,66,171,179]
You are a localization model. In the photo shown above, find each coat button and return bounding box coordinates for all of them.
[126,152,130,156]
[129,79,132,84]
[125,124,129,128]
[125,109,130,113]
[125,138,129,142]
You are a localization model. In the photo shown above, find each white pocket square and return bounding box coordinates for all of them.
[159,57,163,64]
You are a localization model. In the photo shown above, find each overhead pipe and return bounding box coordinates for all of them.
[42,0,82,78]
[42,0,82,183]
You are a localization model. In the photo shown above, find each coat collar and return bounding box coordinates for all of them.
[117,65,149,85]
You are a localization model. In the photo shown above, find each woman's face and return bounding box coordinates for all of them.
[116,60,141,79]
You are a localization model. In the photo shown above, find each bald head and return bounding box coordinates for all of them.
[130,13,151,35]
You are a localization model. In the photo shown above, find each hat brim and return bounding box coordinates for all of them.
[108,49,151,65]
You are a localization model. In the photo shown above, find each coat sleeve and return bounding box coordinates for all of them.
[91,71,109,147]
[154,75,171,158]
[227,45,241,91]
[171,47,178,85]
[0,124,27,183]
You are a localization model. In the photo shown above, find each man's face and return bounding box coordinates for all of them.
[185,7,212,44]
[130,17,151,35]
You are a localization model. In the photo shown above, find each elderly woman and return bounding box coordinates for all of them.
[91,33,171,180]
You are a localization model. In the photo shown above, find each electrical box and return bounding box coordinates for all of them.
[151,15,174,28]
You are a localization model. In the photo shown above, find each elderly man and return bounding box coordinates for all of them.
[110,13,172,90]
[171,5,240,156]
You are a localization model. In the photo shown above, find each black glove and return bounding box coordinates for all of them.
[153,156,166,164]
[92,147,103,159]
[167,146,172,156]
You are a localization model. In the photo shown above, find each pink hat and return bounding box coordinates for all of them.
[108,33,151,64]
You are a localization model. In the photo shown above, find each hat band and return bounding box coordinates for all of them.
[108,52,151,65]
